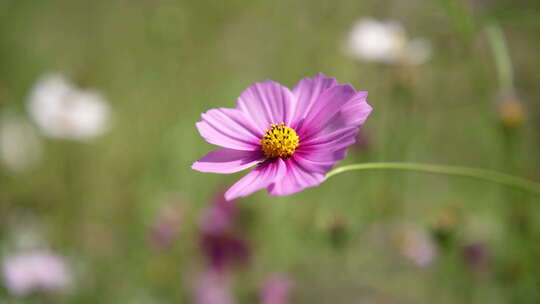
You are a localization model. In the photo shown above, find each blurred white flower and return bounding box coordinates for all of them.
[398,227,437,267]
[2,250,72,296]
[194,271,235,304]
[345,18,431,65]
[27,73,111,141]
[0,116,42,172]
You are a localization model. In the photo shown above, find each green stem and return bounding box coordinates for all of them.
[485,24,514,92]
[325,162,540,196]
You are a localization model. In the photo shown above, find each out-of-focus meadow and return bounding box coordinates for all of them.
[1,0,540,303]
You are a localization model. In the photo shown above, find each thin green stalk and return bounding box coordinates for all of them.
[325,162,540,196]
[486,24,514,92]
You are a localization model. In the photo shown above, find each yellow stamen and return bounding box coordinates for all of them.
[260,122,299,159]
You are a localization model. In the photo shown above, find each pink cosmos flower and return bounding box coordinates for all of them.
[194,271,235,304]
[399,228,437,267]
[463,242,490,271]
[200,192,237,235]
[261,274,293,304]
[199,193,250,272]
[148,203,183,251]
[2,250,71,295]
[192,73,372,201]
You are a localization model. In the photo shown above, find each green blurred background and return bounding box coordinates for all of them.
[1,0,540,303]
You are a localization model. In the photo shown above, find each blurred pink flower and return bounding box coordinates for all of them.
[2,250,71,296]
[192,73,371,201]
[261,275,293,304]
[148,204,183,250]
[199,193,250,272]
[463,242,490,271]
[194,271,235,304]
[399,228,437,267]
[200,193,237,235]
[201,233,250,273]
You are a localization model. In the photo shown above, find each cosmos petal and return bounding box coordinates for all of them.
[192,148,264,174]
[291,154,337,174]
[197,108,262,151]
[300,127,359,152]
[296,84,359,139]
[320,91,371,135]
[291,73,337,128]
[236,80,295,130]
[224,160,284,201]
[268,158,325,196]
[293,147,351,178]
[293,127,359,173]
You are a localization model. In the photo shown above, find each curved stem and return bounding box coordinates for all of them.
[486,24,514,92]
[325,162,540,196]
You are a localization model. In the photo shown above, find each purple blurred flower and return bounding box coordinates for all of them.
[148,204,183,251]
[463,243,489,270]
[261,275,293,304]
[192,73,372,200]
[2,250,71,296]
[399,228,437,267]
[194,271,235,304]
[200,193,237,235]
[201,234,250,272]
[199,193,250,272]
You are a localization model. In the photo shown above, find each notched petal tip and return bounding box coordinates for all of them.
[191,160,216,173]
[236,79,296,129]
[357,90,369,99]
[223,191,237,202]
[313,71,335,81]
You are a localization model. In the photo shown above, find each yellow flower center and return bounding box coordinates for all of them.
[261,122,299,159]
